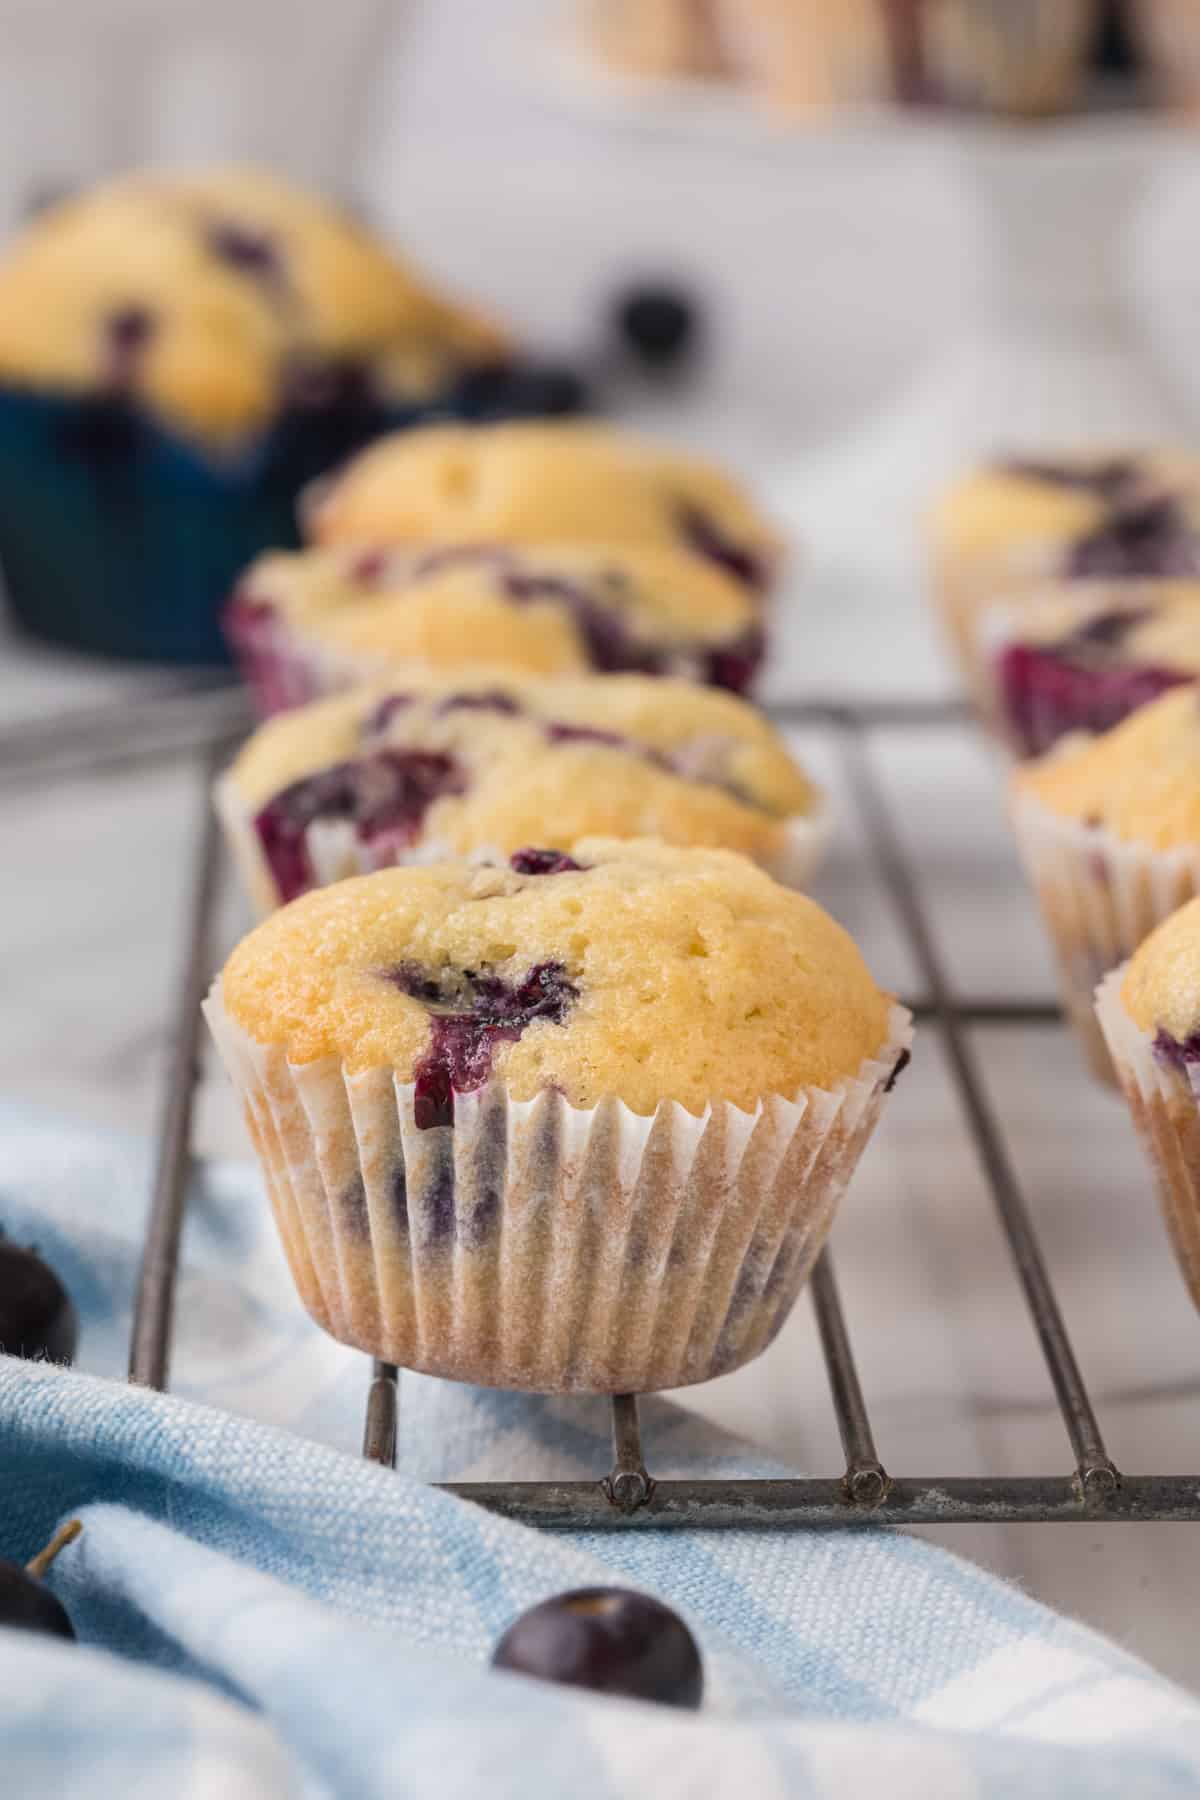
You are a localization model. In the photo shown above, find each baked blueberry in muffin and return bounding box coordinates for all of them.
[216,668,827,911]
[926,449,1200,708]
[990,581,1200,757]
[303,420,781,595]
[0,168,580,661]
[224,540,767,715]
[205,839,909,1392]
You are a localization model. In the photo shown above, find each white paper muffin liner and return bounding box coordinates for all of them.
[1010,789,1200,1083]
[1096,966,1200,1310]
[213,771,834,919]
[203,985,912,1393]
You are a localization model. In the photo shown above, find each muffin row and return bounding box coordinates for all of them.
[202,412,910,1394]
[931,446,1200,1317]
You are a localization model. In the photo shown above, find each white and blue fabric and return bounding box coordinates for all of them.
[4,1099,1200,1799]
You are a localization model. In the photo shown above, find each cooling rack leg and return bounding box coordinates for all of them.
[809,1251,889,1507]
[837,722,1120,1502]
[364,1361,399,1468]
[129,748,226,1389]
[604,1394,653,1512]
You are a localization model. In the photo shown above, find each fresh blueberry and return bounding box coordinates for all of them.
[492,1587,703,1709]
[0,1239,77,1364]
[614,284,698,370]
[0,1522,82,1642]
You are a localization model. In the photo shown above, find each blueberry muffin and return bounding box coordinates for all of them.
[1010,685,1200,1080]
[989,581,1200,758]
[225,540,766,716]
[204,839,910,1392]
[927,451,1200,709]
[1129,2,1200,113]
[1097,897,1200,1312]
[303,420,781,594]
[590,0,1095,117]
[0,168,576,662]
[217,669,827,913]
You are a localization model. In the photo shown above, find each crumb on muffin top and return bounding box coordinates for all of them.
[1120,895,1200,1041]
[226,669,817,898]
[230,540,763,688]
[303,420,781,587]
[0,167,507,441]
[216,839,893,1114]
[1012,683,1200,848]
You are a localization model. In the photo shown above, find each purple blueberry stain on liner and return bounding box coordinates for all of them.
[339,1174,370,1240]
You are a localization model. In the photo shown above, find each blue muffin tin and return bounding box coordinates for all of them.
[0,365,586,665]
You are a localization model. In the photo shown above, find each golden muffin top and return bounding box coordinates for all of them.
[230,540,764,691]
[214,838,896,1115]
[0,167,507,441]
[1120,895,1200,1043]
[303,420,781,589]
[224,669,818,906]
[1013,684,1200,848]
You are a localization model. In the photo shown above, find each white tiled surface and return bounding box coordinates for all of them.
[5,0,1200,1696]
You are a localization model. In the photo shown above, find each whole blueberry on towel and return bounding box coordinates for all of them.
[491,1587,703,1708]
[0,1521,82,1640]
[0,1238,78,1364]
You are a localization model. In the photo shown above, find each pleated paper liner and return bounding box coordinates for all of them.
[1010,790,1200,1084]
[204,986,912,1394]
[1096,967,1200,1312]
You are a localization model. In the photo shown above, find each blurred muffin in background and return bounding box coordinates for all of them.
[217,668,827,914]
[1010,685,1200,1081]
[304,420,782,595]
[0,167,579,663]
[1128,1,1200,114]
[927,450,1200,710]
[225,541,766,717]
[987,581,1200,758]
[588,0,1097,119]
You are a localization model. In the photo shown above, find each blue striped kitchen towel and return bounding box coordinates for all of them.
[3,1099,1200,1799]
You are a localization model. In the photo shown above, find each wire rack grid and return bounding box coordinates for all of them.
[96,690,1200,1532]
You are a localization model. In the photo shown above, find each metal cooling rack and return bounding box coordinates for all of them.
[112,694,1200,1530]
